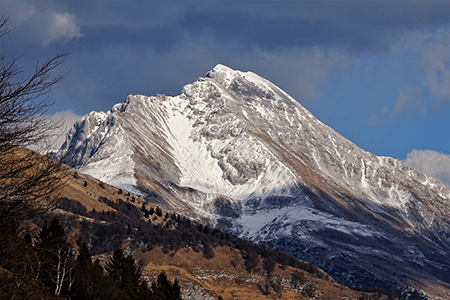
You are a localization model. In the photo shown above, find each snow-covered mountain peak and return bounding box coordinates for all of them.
[57,65,450,298]
[204,64,298,107]
[57,65,450,225]
[111,94,136,113]
[205,63,235,79]
[206,64,270,89]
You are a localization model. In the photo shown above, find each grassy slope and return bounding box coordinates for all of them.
[134,246,361,300]
[54,168,390,300]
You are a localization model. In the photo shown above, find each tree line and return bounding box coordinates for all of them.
[65,195,327,278]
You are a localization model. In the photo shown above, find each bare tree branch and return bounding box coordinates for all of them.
[0,17,12,38]
[0,17,69,227]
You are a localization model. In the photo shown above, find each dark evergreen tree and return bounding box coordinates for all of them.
[155,206,162,217]
[263,257,276,275]
[151,271,182,300]
[0,219,35,276]
[202,243,215,260]
[243,251,260,272]
[72,242,128,300]
[37,218,65,246]
[106,247,143,300]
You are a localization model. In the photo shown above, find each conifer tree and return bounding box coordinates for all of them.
[151,271,182,300]
[155,206,162,217]
[72,242,128,300]
[106,247,142,300]
[37,218,65,247]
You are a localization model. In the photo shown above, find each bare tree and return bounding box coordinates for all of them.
[0,17,68,227]
[53,247,76,296]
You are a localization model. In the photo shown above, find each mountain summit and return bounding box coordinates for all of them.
[57,64,450,298]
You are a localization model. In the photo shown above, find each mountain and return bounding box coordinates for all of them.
[0,146,370,300]
[56,64,450,299]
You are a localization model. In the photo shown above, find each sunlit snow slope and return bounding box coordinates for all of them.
[57,64,450,299]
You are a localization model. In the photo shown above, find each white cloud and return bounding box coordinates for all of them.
[43,12,82,46]
[1,2,83,47]
[403,149,450,187]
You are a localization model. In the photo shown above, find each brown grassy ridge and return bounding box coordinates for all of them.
[131,246,362,300]
[52,168,395,300]
[59,170,132,212]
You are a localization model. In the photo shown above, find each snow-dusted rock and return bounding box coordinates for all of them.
[56,64,450,298]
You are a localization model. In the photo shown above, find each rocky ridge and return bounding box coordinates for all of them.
[57,64,450,299]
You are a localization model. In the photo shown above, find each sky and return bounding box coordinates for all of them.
[1,1,449,185]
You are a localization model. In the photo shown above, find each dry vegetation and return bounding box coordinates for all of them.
[49,168,396,300]
[133,246,361,300]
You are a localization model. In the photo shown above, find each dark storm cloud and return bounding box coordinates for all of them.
[179,1,449,53]
[1,1,450,51]
[1,0,448,114]
[4,1,448,56]
[11,0,445,54]
[77,25,184,55]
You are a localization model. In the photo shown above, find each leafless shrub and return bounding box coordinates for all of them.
[0,17,68,227]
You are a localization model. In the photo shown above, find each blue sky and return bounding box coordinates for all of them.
[1,1,449,183]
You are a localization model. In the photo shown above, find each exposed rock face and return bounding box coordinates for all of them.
[57,64,450,299]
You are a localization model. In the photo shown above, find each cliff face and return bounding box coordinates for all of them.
[57,64,450,298]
